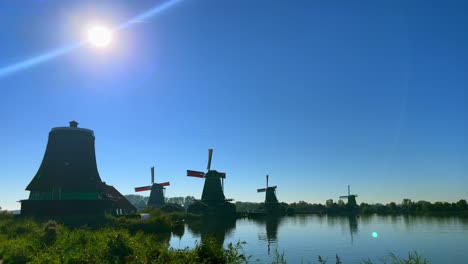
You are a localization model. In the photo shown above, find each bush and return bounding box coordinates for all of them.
[103,234,133,263]
[42,220,58,245]
[113,216,172,234]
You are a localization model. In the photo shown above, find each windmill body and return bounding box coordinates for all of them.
[256,175,284,215]
[265,187,279,205]
[21,121,136,216]
[339,185,359,213]
[200,170,226,203]
[147,183,166,208]
[134,167,183,212]
[186,149,236,216]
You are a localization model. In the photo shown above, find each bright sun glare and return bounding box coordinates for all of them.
[86,25,113,48]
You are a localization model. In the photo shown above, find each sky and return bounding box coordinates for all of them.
[0,0,467,210]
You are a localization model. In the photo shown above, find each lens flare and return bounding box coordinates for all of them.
[372,232,378,238]
[0,0,184,79]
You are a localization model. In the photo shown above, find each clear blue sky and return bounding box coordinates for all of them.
[1,0,467,210]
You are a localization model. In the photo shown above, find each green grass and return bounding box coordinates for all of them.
[0,214,248,264]
[0,212,431,264]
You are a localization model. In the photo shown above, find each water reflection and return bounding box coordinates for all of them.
[172,224,185,239]
[169,215,468,263]
[252,216,283,254]
[186,217,236,245]
[347,215,358,244]
[326,215,359,244]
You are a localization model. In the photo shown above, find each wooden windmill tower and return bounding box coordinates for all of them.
[339,185,358,212]
[186,149,235,215]
[134,166,170,208]
[257,175,280,212]
[21,121,136,216]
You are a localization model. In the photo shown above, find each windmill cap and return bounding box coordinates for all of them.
[69,121,79,127]
[51,121,94,135]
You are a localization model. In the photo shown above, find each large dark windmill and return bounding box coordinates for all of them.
[339,185,359,213]
[186,149,236,216]
[134,166,170,208]
[21,121,136,217]
[257,175,280,213]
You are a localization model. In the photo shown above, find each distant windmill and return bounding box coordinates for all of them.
[186,149,235,215]
[257,175,279,206]
[134,166,170,208]
[339,185,358,212]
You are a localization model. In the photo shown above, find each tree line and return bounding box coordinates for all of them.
[125,195,196,210]
[125,195,468,215]
[284,198,468,214]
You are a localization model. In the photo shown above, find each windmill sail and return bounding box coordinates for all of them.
[187,170,205,178]
[158,181,170,187]
[135,186,152,192]
[207,149,213,171]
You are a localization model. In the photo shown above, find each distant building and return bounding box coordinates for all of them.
[21,121,136,216]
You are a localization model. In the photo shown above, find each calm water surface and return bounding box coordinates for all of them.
[168,215,468,263]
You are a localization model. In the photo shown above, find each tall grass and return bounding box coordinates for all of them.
[0,215,248,264]
[0,212,430,264]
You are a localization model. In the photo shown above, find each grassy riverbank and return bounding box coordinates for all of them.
[0,212,247,263]
[0,212,430,263]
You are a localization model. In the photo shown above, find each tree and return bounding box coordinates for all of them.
[402,198,412,206]
[166,197,184,206]
[326,199,334,208]
[183,196,196,209]
[359,202,371,213]
[136,200,146,209]
[456,199,467,210]
[416,201,432,212]
[402,198,414,212]
[337,199,346,208]
[124,194,148,209]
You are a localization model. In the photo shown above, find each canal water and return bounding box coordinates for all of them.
[168,214,468,263]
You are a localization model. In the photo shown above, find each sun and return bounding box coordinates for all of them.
[86,25,113,48]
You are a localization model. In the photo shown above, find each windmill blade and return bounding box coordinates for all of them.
[339,195,349,199]
[158,181,170,187]
[151,166,155,184]
[218,172,226,178]
[187,170,205,178]
[135,186,151,192]
[207,149,213,171]
[266,175,269,187]
[268,186,277,190]
[257,188,267,192]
